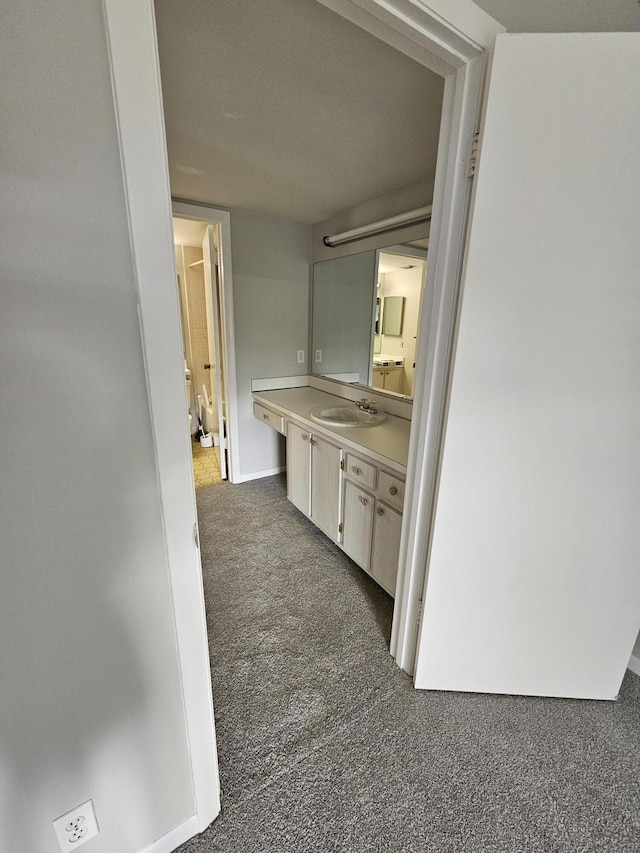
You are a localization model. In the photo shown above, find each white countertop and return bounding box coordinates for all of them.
[253,387,411,473]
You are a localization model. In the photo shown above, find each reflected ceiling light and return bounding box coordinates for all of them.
[323,205,432,248]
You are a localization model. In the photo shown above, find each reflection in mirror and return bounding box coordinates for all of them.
[373,297,382,354]
[311,251,377,383]
[312,240,427,398]
[382,296,404,335]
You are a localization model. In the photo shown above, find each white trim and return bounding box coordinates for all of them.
[628,654,640,677]
[102,0,220,838]
[251,375,310,391]
[390,55,487,672]
[172,200,241,484]
[316,0,503,75]
[141,816,202,853]
[236,466,287,483]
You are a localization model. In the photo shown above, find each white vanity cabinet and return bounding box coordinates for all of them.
[286,421,342,543]
[342,455,404,596]
[372,365,403,393]
[254,392,408,597]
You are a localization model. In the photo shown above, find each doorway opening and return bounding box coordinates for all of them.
[155,0,462,672]
[373,243,428,398]
[172,208,237,485]
[103,0,501,833]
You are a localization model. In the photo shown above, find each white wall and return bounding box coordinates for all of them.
[0,2,195,850]
[415,33,640,699]
[230,211,311,479]
[633,631,640,661]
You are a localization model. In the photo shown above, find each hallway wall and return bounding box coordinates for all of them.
[0,2,195,850]
[230,210,311,480]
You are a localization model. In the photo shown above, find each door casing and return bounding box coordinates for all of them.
[102,0,504,841]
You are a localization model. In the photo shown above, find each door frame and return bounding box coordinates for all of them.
[102,0,504,839]
[315,2,504,672]
[173,201,240,483]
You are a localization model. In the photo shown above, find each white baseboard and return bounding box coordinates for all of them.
[236,465,286,483]
[142,815,203,853]
[628,654,640,677]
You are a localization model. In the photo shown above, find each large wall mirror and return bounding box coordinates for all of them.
[312,239,428,399]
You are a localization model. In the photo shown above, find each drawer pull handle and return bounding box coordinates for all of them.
[263,414,269,420]
[302,434,308,441]
[389,486,398,496]
[310,439,316,446]
[359,497,368,506]
[376,507,384,516]
[352,466,361,475]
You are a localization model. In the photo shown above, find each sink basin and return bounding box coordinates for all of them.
[309,405,386,427]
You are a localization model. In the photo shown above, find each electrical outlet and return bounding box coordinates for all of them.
[296,349,305,364]
[315,349,322,363]
[53,800,99,851]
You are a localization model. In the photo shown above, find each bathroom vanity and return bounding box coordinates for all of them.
[252,386,410,597]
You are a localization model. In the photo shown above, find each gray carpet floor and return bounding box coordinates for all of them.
[177,474,640,853]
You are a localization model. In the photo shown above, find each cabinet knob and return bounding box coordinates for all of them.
[352,466,361,475]
[389,486,398,496]
[376,507,384,516]
[359,497,368,506]
[301,434,308,441]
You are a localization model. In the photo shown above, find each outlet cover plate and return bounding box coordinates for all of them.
[53,799,99,851]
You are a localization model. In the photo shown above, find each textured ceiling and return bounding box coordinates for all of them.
[155,0,639,225]
[154,0,444,224]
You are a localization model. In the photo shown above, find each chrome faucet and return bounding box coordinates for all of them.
[356,398,378,414]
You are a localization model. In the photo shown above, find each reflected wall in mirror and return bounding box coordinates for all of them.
[382,296,404,335]
[312,240,427,398]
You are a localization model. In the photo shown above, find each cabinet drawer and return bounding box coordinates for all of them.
[377,470,404,511]
[344,454,376,490]
[253,402,285,434]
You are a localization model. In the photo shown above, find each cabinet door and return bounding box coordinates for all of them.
[372,368,384,389]
[310,435,341,542]
[286,422,310,516]
[371,502,402,597]
[342,481,373,570]
[384,368,404,394]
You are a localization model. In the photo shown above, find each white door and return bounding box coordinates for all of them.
[202,225,227,479]
[414,33,640,700]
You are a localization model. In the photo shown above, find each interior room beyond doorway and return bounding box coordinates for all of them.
[173,215,225,486]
